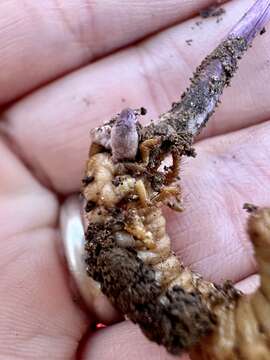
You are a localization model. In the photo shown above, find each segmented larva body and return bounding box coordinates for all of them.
[83,150,208,294]
[192,209,270,360]
[83,111,270,358]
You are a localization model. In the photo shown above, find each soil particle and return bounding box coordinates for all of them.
[243,203,258,213]
[216,16,223,24]
[140,107,147,115]
[260,27,266,35]
[186,39,193,46]
[85,201,96,212]
[83,97,91,106]
[82,175,94,185]
[111,177,121,187]
[200,5,225,19]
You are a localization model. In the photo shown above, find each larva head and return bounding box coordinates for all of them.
[111,108,139,162]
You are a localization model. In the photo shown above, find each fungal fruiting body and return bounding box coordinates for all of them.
[82,1,270,358]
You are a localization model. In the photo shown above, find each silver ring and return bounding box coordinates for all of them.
[60,195,120,324]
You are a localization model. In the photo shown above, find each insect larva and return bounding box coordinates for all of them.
[190,208,270,360]
[83,128,270,358]
[83,144,216,354]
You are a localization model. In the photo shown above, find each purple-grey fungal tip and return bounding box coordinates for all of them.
[111,108,139,162]
[229,0,270,44]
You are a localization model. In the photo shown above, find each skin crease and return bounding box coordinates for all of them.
[0,0,269,359]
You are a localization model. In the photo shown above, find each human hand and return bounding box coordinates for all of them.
[0,1,269,359]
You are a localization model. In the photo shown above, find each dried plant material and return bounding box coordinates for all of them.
[82,0,270,358]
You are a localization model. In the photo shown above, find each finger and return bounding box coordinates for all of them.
[2,0,269,193]
[0,136,57,238]
[166,120,270,285]
[0,139,88,358]
[0,0,226,104]
[81,320,189,360]
[235,274,259,294]
[0,228,88,359]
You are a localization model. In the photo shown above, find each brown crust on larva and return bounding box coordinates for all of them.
[85,225,215,354]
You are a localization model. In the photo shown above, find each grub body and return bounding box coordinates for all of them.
[191,208,270,360]
[83,152,216,354]
[83,146,270,359]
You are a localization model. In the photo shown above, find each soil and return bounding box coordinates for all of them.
[260,27,266,35]
[200,5,226,19]
[243,203,258,213]
[85,217,215,355]
[186,39,193,46]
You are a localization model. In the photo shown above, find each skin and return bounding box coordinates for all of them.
[0,0,269,359]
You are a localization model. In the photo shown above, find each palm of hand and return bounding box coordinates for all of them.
[0,1,269,359]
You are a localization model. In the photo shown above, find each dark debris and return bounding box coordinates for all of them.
[260,27,266,35]
[200,5,226,19]
[243,203,259,214]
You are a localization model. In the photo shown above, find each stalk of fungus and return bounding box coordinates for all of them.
[83,0,270,358]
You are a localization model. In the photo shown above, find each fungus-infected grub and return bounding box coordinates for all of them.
[82,1,270,358]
